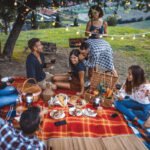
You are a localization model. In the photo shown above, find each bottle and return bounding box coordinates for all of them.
[93,97,101,108]
[26,93,33,108]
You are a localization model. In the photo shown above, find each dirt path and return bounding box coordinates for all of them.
[0,48,147,83]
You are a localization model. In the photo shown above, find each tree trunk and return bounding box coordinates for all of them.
[2,14,26,58]
[4,20,8,35]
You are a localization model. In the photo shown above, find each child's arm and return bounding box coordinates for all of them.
[76,71,85,96]
[103,21,108,35]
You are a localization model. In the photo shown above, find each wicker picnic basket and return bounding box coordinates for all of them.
[17,78,41,102]
[90,71,118,90]
[101,97,114,108]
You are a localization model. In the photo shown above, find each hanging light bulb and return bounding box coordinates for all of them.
[76,31,80,35]
[40,16,44,21]
[14,1,17,6]
[99,35,103,38]
[132,36,136,40]
[65,27,69,31]
[52,22,56,26]
[26,8,30,12]
[111,37,114,40]
[142,34,145,37]
[136,3,139,7]
[121,37,124,40]
[89,33,92,37]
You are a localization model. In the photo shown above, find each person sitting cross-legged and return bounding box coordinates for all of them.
[0,106,47,150]
[114,65,150,128]
[26,38,56,90]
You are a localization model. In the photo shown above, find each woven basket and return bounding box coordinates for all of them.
[17,78,41,102]
[101,97,114,108]
[84,89,95,102]
[90,71,118,90]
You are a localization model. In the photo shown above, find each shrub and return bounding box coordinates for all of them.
[106,16,117,26]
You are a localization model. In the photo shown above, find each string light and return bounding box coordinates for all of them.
[26,8,30,12]
[132,35,136,40]
[89,33,92,37]
[12,0,150,41]
[111,37,114,40]
[52,22,56,26]
[14,1,17,6]
[76,31,80,35]
[121,37,124,40]
[99,35,103,38]
[40,16,44,21]
[65,27,69,31]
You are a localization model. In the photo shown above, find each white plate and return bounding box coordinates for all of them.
[50,110,65,119]
[82,108,97,117]
[54,93,69,107]
[69,107,82,116]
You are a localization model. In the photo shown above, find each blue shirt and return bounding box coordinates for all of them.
[89,25,104,39]
[71,62,86,78]
[26,53,46,82]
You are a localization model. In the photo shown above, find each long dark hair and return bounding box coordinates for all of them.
[88,5,104,19]
[69,49,80,69]
[125,65,146,94]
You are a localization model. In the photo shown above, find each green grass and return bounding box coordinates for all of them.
[1,25,150,70]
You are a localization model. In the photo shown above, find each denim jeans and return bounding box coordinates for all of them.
[114,99,150,121]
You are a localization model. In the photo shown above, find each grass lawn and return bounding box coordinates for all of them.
[1,25,150,78]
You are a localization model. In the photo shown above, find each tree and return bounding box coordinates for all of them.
[1,0,50,58]
[0,4,15,35]
[0,0,149,59]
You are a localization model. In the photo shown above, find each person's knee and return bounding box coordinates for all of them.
[52,76,56,81]
[114,100,122,109]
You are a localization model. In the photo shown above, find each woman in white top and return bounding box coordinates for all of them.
[114,65,150,127]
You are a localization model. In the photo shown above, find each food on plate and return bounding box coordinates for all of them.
[93,90,99,96]
[69,107,82,116]
[50,110,65,119]
[83,108,97,117]
[55,93,69,107]
[70,95,79,105]
[76,99,87,108]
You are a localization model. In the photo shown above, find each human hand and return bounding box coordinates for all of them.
[76,92,83,96]
[16,106,27,115]
[39,107,49,120]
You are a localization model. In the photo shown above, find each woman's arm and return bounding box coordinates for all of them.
[102,21,108,37]
[77,71,85,96]
[85,21,91,37]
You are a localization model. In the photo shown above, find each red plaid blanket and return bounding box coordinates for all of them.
[37,89,133,140]
[1,77,133,140]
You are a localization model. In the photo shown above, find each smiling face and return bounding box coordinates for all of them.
[91,9,100,20]
[33,41,43,53]
[70,54,79,65]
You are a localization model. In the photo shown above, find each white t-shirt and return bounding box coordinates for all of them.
[119,83,150,105]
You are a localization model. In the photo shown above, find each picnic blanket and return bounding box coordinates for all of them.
[37,88,133,140]
[1,77,133,141]
[124,116,150,149]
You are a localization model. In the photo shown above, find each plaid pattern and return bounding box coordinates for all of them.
[124,116,150,149]
[37,89,133,140]
[0,118,46,150]
[84,39,114,71]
